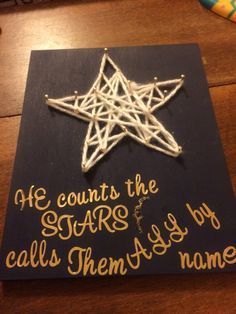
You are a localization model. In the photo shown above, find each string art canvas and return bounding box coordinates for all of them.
[0,45,235,280]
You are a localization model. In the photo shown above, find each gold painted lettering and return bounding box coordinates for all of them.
[100,183,109,201]
[68,246,86,275]
[193,252,207,270]
[223,246,236,265]
[76,210,97,236]
[97,258,108,276]
[178,252,194,269]
[178,246,235,270]
[110,185,120,200]
[57,193,67,208]
[58,214,74,240]
[68,192,77,207]
[41,210,58,237]
[125,179,135,197]
[108,257,127,275]
[17,250,30,267]
[148,224,171,255]
[34,187,51,210]
[88,188,101,202]
[205,251,225,269]
[30,240,39,268]
[186,202,220,230]
[112,204,129,231]
[5,251,17,268]
[92,205,114,233]
[77,191,89,206]
[164,213,188,243]
[126,237,152,269]
[5,240,61,269]
[148,179,159,194]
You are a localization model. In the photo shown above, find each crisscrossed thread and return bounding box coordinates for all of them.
[46,49,184,172]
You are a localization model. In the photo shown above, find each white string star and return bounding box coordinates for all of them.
[45,48,185,173]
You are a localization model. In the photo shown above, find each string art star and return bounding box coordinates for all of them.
[45,48,185,173]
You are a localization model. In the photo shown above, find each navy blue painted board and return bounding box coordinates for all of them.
[0,45,235,280]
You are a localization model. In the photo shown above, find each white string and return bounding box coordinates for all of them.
[46,49,185,173]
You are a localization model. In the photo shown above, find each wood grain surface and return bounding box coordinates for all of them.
[0,0,235,313]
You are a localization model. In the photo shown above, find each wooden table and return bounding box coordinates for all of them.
[0,1,235,312]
